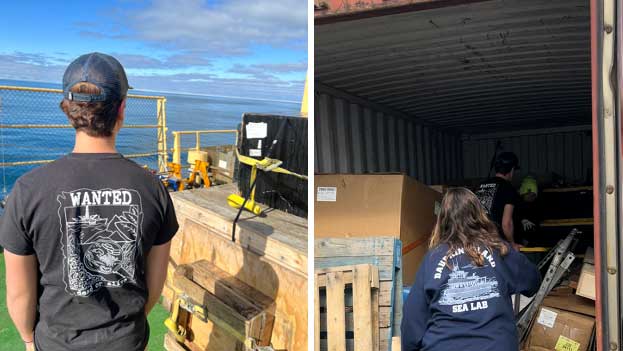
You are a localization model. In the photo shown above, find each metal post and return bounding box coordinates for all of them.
[195,131,201,151]
[156,98,168,173]
[173,132,181,165]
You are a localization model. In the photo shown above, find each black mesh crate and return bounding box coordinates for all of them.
[235,113,307,218]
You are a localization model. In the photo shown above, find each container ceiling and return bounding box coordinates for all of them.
[315,0,591,133]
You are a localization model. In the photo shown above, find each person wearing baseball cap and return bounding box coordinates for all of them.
[475,151,521,247]
[0,53,178,351]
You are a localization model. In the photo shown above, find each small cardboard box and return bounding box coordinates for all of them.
[526,306,595,351]
[314,174,442,285]
[576,263,595,300]
[576,247,596,300]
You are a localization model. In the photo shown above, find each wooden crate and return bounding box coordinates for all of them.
[171,261,275,346]
[316,264,380,351]
[315,238,403,351]
[163,184,308,351]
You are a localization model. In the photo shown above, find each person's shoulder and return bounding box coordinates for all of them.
[427,244,449,260]
[14,155,70,188]
[118,156,164,189]
[478,177,497,187]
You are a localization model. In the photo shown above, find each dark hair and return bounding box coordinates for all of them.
[59,82,123,137]
[429,187,509,266]
[494,163,514,174]
[494,152,519,174]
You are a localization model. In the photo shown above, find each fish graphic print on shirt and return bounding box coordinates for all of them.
[475,183,498,215]
[57,188,143,297]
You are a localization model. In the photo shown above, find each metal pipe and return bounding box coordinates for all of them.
[0,151,160,167]
[0,85,164,100]
[0,124,160,129]
[173,129,238,135]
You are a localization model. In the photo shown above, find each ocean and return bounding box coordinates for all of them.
[0,79,301,195]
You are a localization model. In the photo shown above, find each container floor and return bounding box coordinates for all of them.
[0,253,169,351]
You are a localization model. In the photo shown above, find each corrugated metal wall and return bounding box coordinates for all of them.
[462,127,592,183]
[314,86,463,185]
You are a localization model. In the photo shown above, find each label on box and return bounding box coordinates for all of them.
[246,122,267,139]
[317,187,337,202]
[555,335,580,351]
[218,160,228,169]
[249,149,262,157]
[537,308,558,328]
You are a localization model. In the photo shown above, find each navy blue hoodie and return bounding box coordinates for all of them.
[401,244,540,351]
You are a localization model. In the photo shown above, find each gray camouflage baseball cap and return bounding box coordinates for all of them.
[62,52,129,103]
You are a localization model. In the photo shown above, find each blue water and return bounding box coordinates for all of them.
[0,79,300,194]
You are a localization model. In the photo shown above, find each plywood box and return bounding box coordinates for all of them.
[315,174,441,285]
[162,184,307,351]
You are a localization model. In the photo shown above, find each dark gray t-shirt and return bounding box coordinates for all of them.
[0,153,179,351]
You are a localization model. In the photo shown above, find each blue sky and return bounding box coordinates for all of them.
[0,0,307,101]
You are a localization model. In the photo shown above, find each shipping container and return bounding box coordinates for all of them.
[314,0,621,349]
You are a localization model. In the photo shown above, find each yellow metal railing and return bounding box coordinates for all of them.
[0,85,168,172]
[171,129,238,165]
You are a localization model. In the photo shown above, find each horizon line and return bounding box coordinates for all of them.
[0,78,301,104]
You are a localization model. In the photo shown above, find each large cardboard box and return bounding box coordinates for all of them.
[315,173,442,285]
[525,306,595,351]
[543,293,595,317]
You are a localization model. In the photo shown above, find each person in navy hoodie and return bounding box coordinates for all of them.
[401,187,540,351]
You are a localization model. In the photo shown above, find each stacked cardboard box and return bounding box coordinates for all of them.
[315,173,442,286]
[525,305,594,351]
[523,248,597,351]
[524,291,595,351]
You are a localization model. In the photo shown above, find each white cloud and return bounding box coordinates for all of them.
[229,61,307,80]
[118,0,307,55]
[112,52,212,69]
[0,52,304,101]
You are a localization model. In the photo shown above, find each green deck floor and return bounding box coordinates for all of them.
[0,253,169,350]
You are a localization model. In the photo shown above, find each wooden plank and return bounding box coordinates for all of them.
[320,307,392,330]
[353,265,374,351]
[316,265,380,288]
[542,186,593,192]
[172,185,307,276]
[316,237,399,258]
[379,328,391,351]
[176,261,275,346]
[372,289,380,351]
[392,242,404,341]
[378,282,393,306]
[316,256,395,280]
[540,218,594,227]
[315,277,321,351]
[392,337,401,351]
[173,272,249,342]
[164,333,189,351]
[327,271,347,351]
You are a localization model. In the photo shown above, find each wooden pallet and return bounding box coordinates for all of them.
[315,238,402,351]
[163,184,308,350]
[316,264,380,351]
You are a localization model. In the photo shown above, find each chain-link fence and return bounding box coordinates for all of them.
[0,85,167,193]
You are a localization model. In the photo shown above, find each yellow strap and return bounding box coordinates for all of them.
[235,148,308,180]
